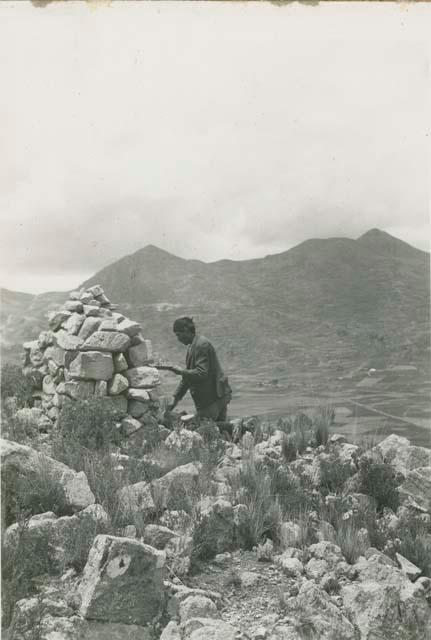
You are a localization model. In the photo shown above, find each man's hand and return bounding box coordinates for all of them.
[169,366,185,376]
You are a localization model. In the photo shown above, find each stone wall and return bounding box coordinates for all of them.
[22,285,161,439]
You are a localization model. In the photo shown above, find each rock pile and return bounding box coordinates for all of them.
[22,285,161,441]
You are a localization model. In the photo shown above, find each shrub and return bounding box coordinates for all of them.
[5,462,70,526]
[55,397,123,452]
[319,455,352,495]
[358,458,400,512]
[1,363,34,409]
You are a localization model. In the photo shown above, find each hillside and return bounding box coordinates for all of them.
[1,230,430,396]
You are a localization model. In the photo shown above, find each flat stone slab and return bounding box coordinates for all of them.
[79,535,165,625]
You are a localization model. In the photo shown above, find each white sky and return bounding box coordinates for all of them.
[0,1,430,293]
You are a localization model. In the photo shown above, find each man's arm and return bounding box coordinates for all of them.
[173,377,189,406]
[181,343,210,382]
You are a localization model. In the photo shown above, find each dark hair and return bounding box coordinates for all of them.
[173,317,196,334]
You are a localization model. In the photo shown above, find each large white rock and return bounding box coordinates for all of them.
[125,367,161,389]
[398,467,431,512]
[127,341,153,367]
[78,316,102,341]
[280,581,355,640]
[69,351,114,380]
[165,429,204,454]
[117,481,156,525]
[127,388,151,401]
[109,373,129,395]
[371,434,431,477]
[116,318,142,338]
[151,462,201,511]
[55,329,84,351]
[342,554,431,639]
[1,438,95,515]
[63,312,84,335]
[78,535,165,625]
[82,331,131,353]
[48,310,72,330]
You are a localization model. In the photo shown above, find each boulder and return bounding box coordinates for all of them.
[64,300,84,313]
[55,330,85,351]
[398,467,431,512]
[371,434,431,476]
[279,556,304,578]
[1,438,95,517]
[63,380,95,399]
[69,351,114,380]
[78,316,102,341]
[109,373,129,395]
[3,506,106,578]
[125,367,161,389]
[116,318,142,338]
[120,416,143,436]
[43,345,66,366]
[48,309,72,330]
[395,552,422,581]
[178,595,218,623]
[279,581,355,640]
[342,554,431,639]
[192,499,235,557]
[78,535,165,625]
[9,597,88,640]
[63,312,84,335]
[82,331,131,353]
[128,388,151,402]
[117,481,156,525]
[165,429,204,454]
[143,524,179,549]
[127,341,153,367]
[152,463,201,511]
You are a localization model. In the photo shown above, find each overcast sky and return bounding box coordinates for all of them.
[0,1,430,294]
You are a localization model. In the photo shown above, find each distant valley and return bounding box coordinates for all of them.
[1,229,430,443]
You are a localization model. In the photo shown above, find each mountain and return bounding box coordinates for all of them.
[1,230,430,392]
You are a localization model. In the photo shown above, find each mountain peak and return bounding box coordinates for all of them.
[357,228,426,257]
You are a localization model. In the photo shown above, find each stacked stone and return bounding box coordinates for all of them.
[22,285,161,437]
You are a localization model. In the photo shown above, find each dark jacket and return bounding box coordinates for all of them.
[173,334,231,410]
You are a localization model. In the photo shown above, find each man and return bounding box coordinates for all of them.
[167,317,232,421]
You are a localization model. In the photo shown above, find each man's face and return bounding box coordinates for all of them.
[174,327,194,345]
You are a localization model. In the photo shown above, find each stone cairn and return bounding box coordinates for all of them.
[22,285,162,440]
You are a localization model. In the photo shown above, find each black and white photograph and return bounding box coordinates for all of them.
[0,1,430,638]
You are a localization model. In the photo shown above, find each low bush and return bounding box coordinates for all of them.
[55,397,123,452]
[358,458,400,512]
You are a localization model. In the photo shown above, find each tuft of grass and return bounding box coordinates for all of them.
[319,454,352,495]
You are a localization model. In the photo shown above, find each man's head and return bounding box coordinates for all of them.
[173,317,196,345]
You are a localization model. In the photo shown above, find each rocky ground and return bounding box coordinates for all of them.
[1,286,431,640]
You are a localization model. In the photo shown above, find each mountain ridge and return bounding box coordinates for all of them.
[1,228,429,390]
